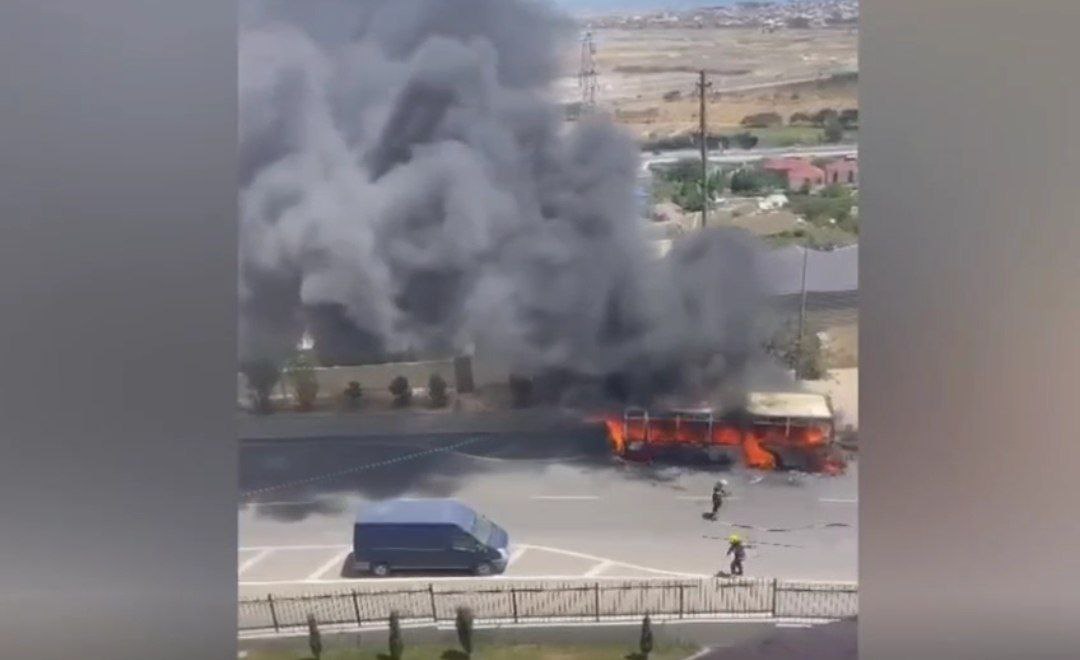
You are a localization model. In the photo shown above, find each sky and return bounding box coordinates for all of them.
[552,0,748,15]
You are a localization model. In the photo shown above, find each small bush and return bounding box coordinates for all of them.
[740,111,782,128]
[388,611,404,660]
[455,606,475,657]
[343,381,362,408]
[839,108,859,129]
[428,373,449,408]
[307,613,322,660]
[733,132,759,150]
[812,108,839,126]
[789,111,813,125]
[823,116,844,144]
[639,614,654,659]
[389,376,412,408]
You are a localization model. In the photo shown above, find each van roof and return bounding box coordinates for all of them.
[355,498,477,528]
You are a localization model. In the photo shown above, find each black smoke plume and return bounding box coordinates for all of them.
[239,0,767,407]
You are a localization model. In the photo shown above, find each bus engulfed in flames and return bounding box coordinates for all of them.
[602,392,845,474]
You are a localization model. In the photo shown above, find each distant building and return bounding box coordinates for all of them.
[823,155,859,186]
[763,157,826,191]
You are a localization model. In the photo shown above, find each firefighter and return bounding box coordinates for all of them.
[709,480,729,518]
[727,534,746,576]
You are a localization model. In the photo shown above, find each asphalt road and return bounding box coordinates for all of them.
[238,428,857,598]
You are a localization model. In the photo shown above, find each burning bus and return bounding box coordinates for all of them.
[603,391,844,474]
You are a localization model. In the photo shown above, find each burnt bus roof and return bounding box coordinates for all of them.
[624,391,833,422]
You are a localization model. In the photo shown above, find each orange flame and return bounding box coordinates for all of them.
[598,413,841,474]
[742,433,777,470]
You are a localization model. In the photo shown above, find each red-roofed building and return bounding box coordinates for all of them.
[823,155,859,186]
[762,157,826,191]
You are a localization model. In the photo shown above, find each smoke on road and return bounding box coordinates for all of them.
[239,0,772,407]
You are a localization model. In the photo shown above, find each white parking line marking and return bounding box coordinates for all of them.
[585,560,614,577]
[238,549,273,576]
[507,546,528,567]
[305,550,352,582]
[240,575,698,587]
[239,544,349,552]
[530,495,599,501]
[520,544,708,578]
[819,498,858,504]
[676,496,741,501]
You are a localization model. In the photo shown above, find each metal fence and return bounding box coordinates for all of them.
[239,578,857,633]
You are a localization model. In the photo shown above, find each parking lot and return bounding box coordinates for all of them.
[239,431,857,598]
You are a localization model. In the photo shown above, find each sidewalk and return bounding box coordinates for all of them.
[238,407,600,441]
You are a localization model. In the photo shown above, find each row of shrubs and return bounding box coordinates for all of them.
[271,372,538,412]
[305,608,657,660]
[343,373,451,409]
[741,107,859,129]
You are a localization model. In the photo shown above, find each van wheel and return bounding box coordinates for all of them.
[474,562,493,576]
[371,563,391,577]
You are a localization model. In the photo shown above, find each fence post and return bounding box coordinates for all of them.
[511,588,519,623]
[267,594,279,633]
[351,590,362,627]
[594,583,601,622]
[770,579,778,617]
[429,583,438,622]
[679,584,685,619]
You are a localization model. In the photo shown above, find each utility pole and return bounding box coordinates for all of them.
[697,70,712,229]
[796,246,809,379]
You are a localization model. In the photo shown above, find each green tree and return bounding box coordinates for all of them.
[428,373,449,408]
[639,614,654,659]
[285,351,319,411]
[242,359,281,414]
[823,116,844,144]
[764,319,827,380]
[839,108,859,129]
[388,611,404,660]
[455,606,475,657]
[389,375,412,407]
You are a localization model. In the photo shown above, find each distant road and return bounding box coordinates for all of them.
[642,144,858,171]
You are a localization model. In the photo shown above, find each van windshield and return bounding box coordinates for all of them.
[471,515,494,545]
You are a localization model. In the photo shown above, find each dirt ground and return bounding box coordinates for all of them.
[555,27,858,140]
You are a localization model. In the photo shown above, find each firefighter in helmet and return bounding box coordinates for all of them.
[726,534,746,576]
[709,479,730,518]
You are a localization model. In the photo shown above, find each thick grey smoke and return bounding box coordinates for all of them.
[239,0,767,406]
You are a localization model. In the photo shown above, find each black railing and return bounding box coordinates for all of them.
[239,578,857,632]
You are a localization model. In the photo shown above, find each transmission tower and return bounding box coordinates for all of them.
[578,31,598,108]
